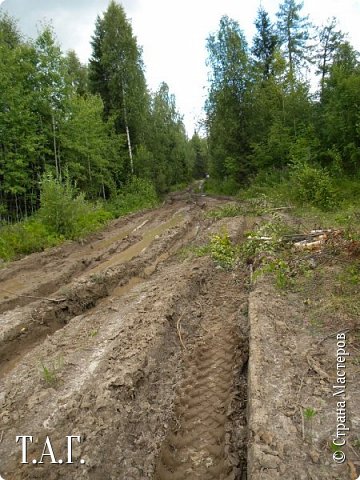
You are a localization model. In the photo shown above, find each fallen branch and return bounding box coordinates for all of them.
[306,353,330,381]
[249,264,254,285]
[283,232,327,241]
[268,206,294,211]
[132,219,149,233]
[293,239,324,251]
[348,459,359,479]
[299,407,305,440]
[177,313,186,350]
[316,328,351,346]
[296,375,305,400]
[0,288,65,303]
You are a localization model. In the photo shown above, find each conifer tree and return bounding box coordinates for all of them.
[252,7,278,80]
[316,18,345,97]
[276,0,311,84]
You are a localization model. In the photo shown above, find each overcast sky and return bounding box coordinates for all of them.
[1,0,360,134]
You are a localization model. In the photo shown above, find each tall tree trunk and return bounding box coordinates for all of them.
[85,133,92,180]
[122,85,134,175]
[320,45,328,100]
[52,112,59,179]
[15,193,19,222]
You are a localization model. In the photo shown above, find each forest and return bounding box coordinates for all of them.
[204,1,360,207]
[0,0,359,259]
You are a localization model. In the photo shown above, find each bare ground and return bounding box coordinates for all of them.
[0,196,359,479]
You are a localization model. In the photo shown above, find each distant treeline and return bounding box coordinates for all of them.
[205,1,360,193]
[2,0,359,222]
[0,1,208,221]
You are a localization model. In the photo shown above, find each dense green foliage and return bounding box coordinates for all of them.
[0,1,194,224]
[106,176,159,217]
[0,174,158,261]
[1,0,360,261]
[205,1,360,200]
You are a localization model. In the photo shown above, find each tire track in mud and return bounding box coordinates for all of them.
[0,198,249,480]
[0,259,213,480]
[155,272,248,480]
[0,207,198,378]
[0,204,183,314]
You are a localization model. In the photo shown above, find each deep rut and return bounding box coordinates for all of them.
[0,199,249,480]
[0,210,195,378]
[155,272,248,480]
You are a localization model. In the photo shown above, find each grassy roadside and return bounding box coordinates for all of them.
[200,171,360,338]
[0,176,159,263]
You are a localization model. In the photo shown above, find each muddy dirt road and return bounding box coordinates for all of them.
[0,197,249,480]
[0,196,358,480]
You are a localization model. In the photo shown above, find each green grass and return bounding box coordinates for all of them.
[239,170,360,232]
[304,407,317,420]
[206,203,243,219]
[106,177,159,217]
[0,206,111,262]
[0,220,62,262]
[40,357,63,386]
[0,176,159,263]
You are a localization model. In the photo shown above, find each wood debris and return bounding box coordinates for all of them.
[248,228,344,252]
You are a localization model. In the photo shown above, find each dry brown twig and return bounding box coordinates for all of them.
[306,352,330,381]
[316,328,351,346]
[249,264,254,285]
[177,313,186,350]
[0,288,65,303]
[299,407,305,440]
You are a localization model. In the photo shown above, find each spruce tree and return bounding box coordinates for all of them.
[276,0,311,84]
[316,18,345,97]
[252,7,278,80]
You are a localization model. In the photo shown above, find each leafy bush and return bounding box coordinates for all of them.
[195,230,236,268]
[238,215,294,262]
[204,177,239,196]
[38,173,111,238]
[107,177,158,217]
[209,231,236,268]
[254,259,292,289]
[289,161,338,210]
[0,175,112,261]
[0,220,61,261]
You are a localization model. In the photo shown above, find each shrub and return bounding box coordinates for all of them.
[0,220,61,261]
[209,231,236,268]
[37,173,111,239]
[204,177,239,196]
[289,161,338,210]
[107,177,158,217]
[38,173,87,237]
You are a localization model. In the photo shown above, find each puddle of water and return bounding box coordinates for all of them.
[0,217,168,304]
[0,279,27,302]
[111,252,171,298]
[72,228,132,259]
[0,228,133,303]
[0,216,191,378]
[88,214,184,276]
[112,276,143,297]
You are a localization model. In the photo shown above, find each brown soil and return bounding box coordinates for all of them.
[0,195,359,480]
[155,271,248,480]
